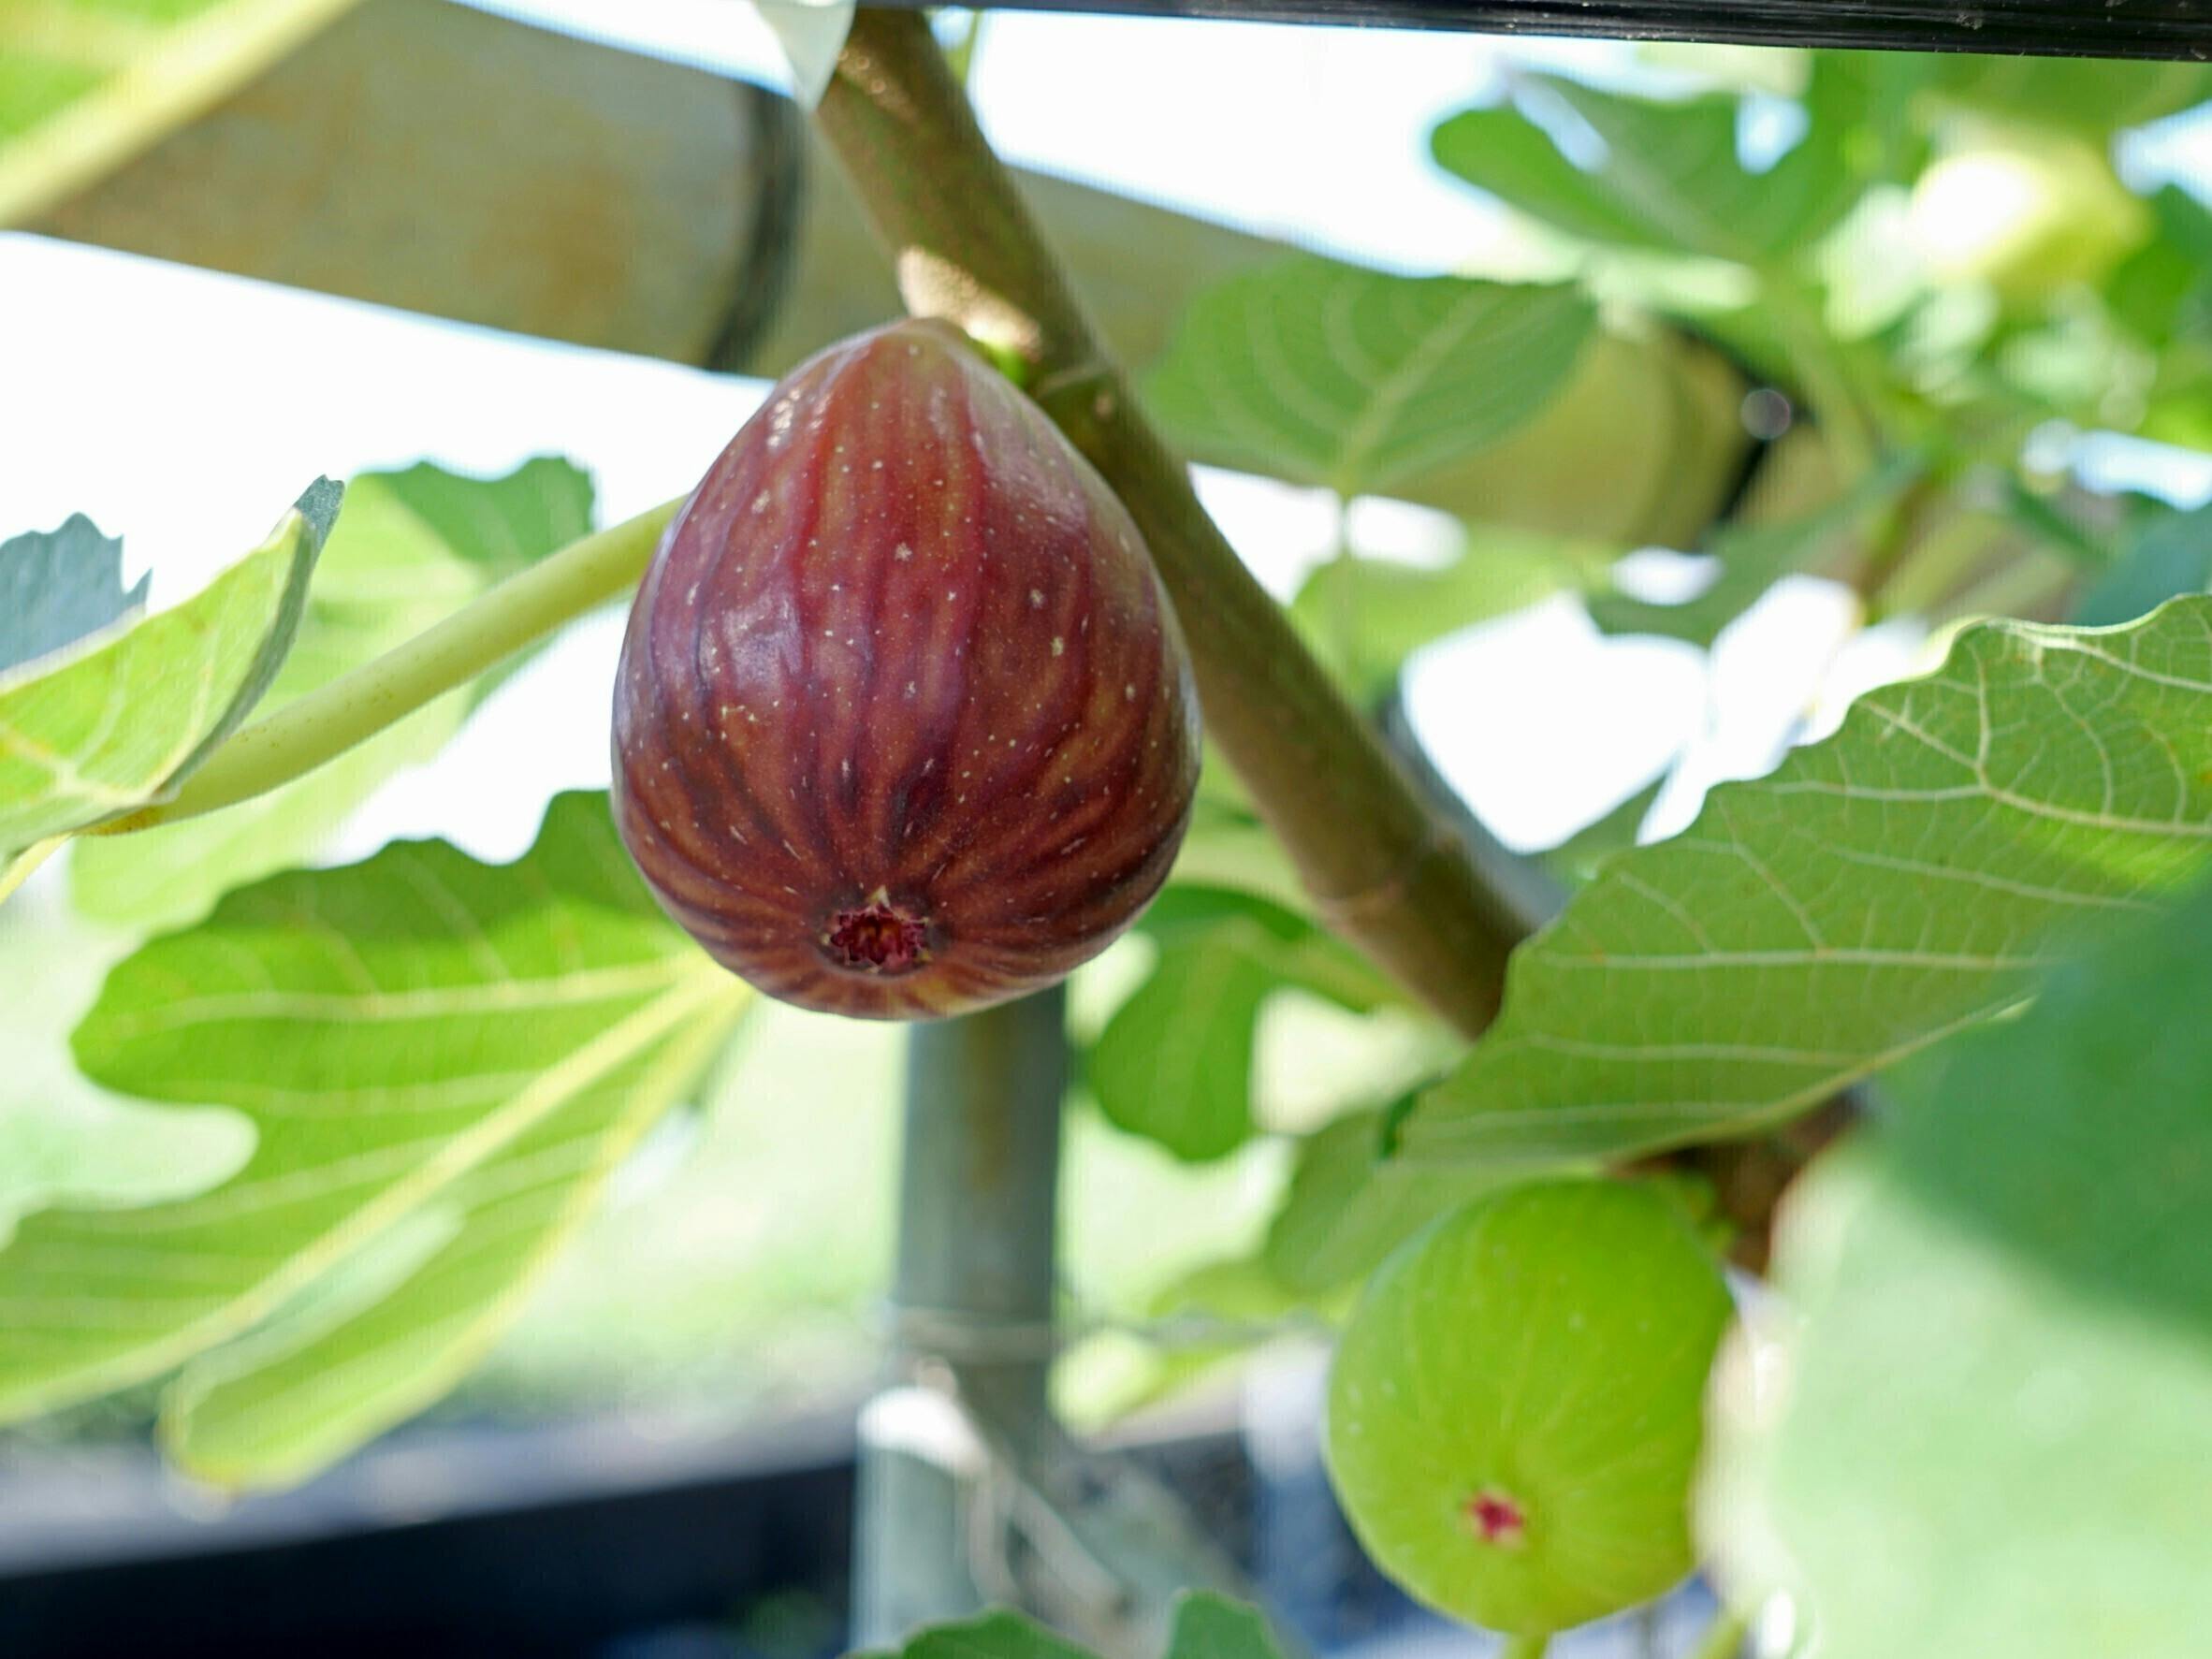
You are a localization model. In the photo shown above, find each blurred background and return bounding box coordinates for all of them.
[2,3,2209,1655]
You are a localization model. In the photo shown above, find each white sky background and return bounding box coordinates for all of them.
[3,5,2211,859]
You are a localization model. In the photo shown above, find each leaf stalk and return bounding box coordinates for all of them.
[95,497,682,837]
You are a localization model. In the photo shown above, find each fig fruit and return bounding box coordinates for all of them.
[1906,121,2150,308]
[613,319,1201,1020]
[1325,1178,1733,1637]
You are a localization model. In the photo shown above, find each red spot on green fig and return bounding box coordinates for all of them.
[1465,1489,1527,1549]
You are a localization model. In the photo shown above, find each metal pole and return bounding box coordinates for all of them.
[852,987,1067,1644]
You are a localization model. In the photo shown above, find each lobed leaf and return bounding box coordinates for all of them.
[69,458,595,929]
[0,480,337,859]
[1708,872,2212,1658]
[1431,63,1873,268]
[1144,255,1595,496]
[0,890,252,1247]
[0,792,746,1485]
[0,514,149,674]
[1401,593,2212,1168]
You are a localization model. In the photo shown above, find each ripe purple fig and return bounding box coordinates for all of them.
[612,319,1201,1019]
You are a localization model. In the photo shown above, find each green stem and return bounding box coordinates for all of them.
[817,10,1521,1038]
[1499,1636,1550,1659]
[1690,1606,1754,1659]
[97,497,682,836]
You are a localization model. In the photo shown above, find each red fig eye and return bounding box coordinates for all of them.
[1464,1489,1527,1550]
[826,896,927,974]
[611,319,1201,1021]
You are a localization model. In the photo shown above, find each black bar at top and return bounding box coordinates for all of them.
[865,0,2212,61]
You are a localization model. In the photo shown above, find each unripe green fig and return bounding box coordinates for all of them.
[1905,121,2149,306]
[1325,1178,1733,1637]
[613,319,1201,1019]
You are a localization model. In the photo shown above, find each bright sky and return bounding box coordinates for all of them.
[1,5,2208,858]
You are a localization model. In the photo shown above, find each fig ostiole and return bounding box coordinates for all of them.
[613,319,1201,1020]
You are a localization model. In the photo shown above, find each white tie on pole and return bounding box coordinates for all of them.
[749,0,858,108]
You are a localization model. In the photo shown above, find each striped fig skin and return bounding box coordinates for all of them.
[612,319,1201,1019]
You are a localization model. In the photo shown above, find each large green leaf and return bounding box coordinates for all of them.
[1431,63,1870,267]
[69,458,595,930]
[0,792,746,1485]
[1709,873,2212,1658]
[0,0,364,226]
[0,514,148,674]
[0,479,337,859]
[1400,594,2212,1169]
[1086,889,1396,1163]
[0,887,251,1245]
[367,457,597,580]
[1143,255,1595,496]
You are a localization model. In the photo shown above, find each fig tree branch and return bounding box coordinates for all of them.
[814,7,1523,1037]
